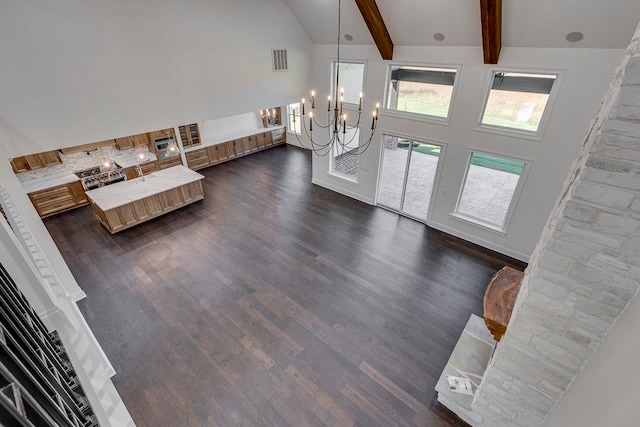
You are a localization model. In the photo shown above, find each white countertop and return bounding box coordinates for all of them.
[86,165,204,211]
[184,125,286,153]
[21,152,158,193]
[117,152,157,168]
[22,174,80,193]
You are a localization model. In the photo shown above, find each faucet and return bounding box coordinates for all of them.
[136,163,146,182]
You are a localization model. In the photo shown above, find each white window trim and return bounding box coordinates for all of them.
[327,125,362,184]
[451,148,532,234]
[381,61,462,126]
[374,129,448,224]
[474,67,565,141]
[329,58,368,109]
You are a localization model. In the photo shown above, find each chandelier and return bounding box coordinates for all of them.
[294,0,379,157]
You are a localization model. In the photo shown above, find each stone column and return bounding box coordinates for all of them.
[472,24,640,426]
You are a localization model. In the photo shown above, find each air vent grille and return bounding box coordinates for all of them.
[272,49,288,72]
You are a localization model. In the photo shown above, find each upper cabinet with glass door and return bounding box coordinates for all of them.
[383,64,460,124]
[476,70,563,140]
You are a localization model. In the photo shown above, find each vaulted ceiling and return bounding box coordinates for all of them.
[282,0,640,49]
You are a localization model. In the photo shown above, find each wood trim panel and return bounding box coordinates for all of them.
[480,0,502,64]
[354,0,394,60]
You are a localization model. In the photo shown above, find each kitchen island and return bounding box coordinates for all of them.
[85,165,205,233]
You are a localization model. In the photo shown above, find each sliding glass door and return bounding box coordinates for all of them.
[377,134,443,221]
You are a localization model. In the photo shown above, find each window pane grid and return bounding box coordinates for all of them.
[288,103,301,134]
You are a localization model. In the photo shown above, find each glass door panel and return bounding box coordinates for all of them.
[402,143,441,219]
[377,136,410,211]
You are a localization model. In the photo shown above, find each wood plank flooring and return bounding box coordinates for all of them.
[44,146,526,427]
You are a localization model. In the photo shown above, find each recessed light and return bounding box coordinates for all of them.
[433,33,445,42]
[566,32,583,42]
[344,34,353,41]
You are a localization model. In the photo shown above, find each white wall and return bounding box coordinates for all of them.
[542,290,640,426]
[199,112,263,141]
[0,0,313,158]
[311,44,624,260]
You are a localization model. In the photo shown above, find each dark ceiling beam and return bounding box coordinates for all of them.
[480,0,502,64]
[354,0,393,60]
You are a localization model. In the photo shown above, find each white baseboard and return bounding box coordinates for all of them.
[286,137,309,149]
[429,219,530,262]
[311,178,375,205]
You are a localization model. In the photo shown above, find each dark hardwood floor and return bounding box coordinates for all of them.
[44,145,526,427]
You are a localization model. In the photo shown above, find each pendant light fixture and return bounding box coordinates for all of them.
[166,136,179,156]
[294,0,378,157]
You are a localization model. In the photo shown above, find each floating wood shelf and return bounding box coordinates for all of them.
[483,266,524,342]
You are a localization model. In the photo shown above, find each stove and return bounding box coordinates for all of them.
[74,163,126,190]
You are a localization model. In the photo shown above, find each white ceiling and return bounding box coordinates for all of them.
[282,0,640,49]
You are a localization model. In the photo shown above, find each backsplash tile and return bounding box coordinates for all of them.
[16,146,151,183]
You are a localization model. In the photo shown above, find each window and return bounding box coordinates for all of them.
[478,70,561,138]
[288,103,301,134]
[329,127,360,182]
[331,61,365,106]
[384,65,458,122]
[454,151,529,232]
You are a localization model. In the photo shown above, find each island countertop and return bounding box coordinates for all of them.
[85,165,204,211]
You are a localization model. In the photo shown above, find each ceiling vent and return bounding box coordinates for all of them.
[272,49,288,72]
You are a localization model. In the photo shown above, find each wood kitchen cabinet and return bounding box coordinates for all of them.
[60,140,115,154]
[183,127,286,173]
[11,150,62,173]
[185,148,210,171]
[28,181,89,218]
[158,156,183,170]
[140,160,160,175]
[178,123,201,148]
[115,133,149,150]
[148,128,176,141]
[233,139,245,156]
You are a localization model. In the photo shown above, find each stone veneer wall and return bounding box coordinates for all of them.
[472,24,640,426]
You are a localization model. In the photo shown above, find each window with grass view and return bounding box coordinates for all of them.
[385,65,458,120]
[288,103,301,134]
[455,152,527,230]
[330,127,360,182]
[332,61,365,105]
[479,71,558,135]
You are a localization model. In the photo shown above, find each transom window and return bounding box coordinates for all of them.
[454,151,529,232]
[384,65,458,122]
[478,70,560,138]
[331,61,366,106]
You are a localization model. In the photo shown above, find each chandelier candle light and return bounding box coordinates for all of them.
[293,0,378,156]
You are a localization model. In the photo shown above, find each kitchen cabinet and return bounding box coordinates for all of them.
[185,148,210,171]
[256,133,266,149]
[10,150,62,173]
[115,133,149,150]
[233,139,245,156]
[272,127,286,144]
[183,127,287,173]
[87,167,204,233]
[158,156,182,170]
[178,123,201,148]
[226,141,238,159]
[115,137,134,150]
[148,128,176,141]
[60,140,116,154]
[124,160,160,179]
[140,160,160,175]
[28,181,89,218]
[264,131,274,147]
